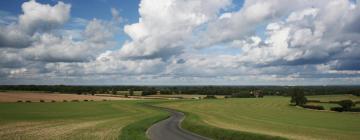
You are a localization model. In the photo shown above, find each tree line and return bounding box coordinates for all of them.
[0,85,359,96]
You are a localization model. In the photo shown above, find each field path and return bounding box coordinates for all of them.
[147,106,210,140]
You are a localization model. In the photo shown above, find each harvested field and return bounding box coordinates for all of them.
[0,91,134,102]
[0,100,167,140]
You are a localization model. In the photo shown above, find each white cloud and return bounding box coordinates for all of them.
[1,0,360,85]
[119,0,232,59]
[19,0,70,34]
[0,0,71,48]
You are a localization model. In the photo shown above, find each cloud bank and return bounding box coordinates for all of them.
[0,0,359,85]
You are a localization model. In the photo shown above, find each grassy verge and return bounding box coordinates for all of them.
[119,111,169,140]
[181,111,287,140]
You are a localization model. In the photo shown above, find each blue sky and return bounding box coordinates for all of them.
[0,0,359,85]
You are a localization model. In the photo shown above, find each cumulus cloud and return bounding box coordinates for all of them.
[0,0,70,48]
[119,0,232,60]
[1,0,360,85]
[19,0,70,34]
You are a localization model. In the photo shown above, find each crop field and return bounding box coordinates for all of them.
[0,100,167,140]
[0,91,131,102]
[159,96,360,140]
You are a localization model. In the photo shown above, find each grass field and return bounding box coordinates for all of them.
[307,94,360,102]
[0,100,167,140]
[159,96,360,140]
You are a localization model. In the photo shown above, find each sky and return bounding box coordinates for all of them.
[0,0,359,85]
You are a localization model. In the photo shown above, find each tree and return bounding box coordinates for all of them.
[290,88,307,106]
[128,89,134,96]
[111,89,117,95]
[337,100,355,111]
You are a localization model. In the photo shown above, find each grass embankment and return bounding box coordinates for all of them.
[119,102,169,140]
[0,100,167,140]
[159,96,360,140]
[181,111,286,140]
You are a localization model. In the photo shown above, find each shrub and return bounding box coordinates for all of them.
[17,100,23,102]
[71,99,79,102]
[348,108,360,112]
[103,99,107,101]
[331,107,343,112]
[231,93,252,98]
[90,100,94,101]
[25,100,32,103]
[84,99,88,102]
[51,100,56,103]
[301,104,324,110]
[307,100,320,103]
[355,101,360,104]
[40,100,45,103]
[337,100,355,111]
[63,100,68,102]
[204,95,217,99]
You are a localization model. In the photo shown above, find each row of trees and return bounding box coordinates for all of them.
[1,85,359,96]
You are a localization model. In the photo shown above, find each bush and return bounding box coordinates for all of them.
[84,99,88,102]
[307,100,320,103]
[71,99,79,102]
[348,108,360,112]
[40,100,45,103]
[331,107,343,112]
[231,93,253,98]
[90,100,94,101]
[301,104,324,110]
[204,95,217,99]
[63,100,68,102]
[103,99,107,101]
[337,100,355,111]
[25,100,32,103]
[17,100,23,102]
[51,100,56,103]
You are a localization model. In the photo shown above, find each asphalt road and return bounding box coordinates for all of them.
[147,106,210,140]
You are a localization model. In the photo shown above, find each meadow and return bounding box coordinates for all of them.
[0,100,167,140]
[1,93,359,140]
[159,96,360,140]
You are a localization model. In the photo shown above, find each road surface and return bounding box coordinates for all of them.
[147,106,210,140]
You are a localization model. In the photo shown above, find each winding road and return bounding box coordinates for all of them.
[147,106,210,140]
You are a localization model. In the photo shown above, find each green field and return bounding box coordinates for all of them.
[158,96,360,140]
[0,100,168,140]
[1,95,360,140]
[307,94,360,102]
